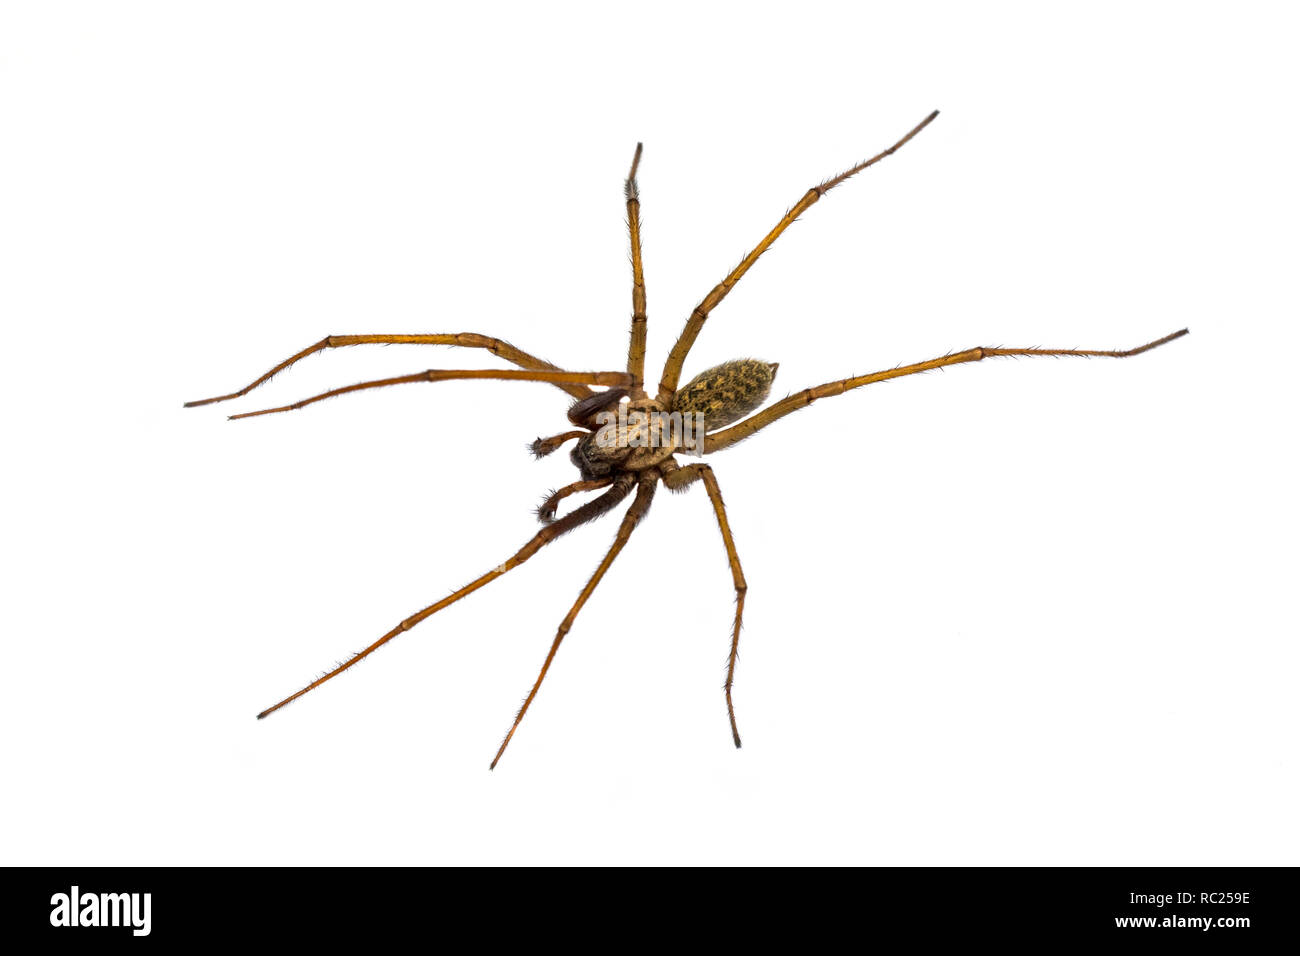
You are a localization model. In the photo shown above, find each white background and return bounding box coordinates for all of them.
[2,2,1296,866]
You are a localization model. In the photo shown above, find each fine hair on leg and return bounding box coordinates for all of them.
[656,111,940,404]
[185,331,595,407]
[625,143,649,392]
[256,474,638,720]
[227,369,633,421]
[706,330,1190,453]
[662,459,748,747]
[490,471,659,769]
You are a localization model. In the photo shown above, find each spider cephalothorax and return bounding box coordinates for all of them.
[187,111,1187,768]
[566,359,779,481]
[567,394,676,480]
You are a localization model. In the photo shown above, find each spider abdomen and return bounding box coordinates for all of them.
[673,359,778,431]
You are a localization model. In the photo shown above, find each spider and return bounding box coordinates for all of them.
[186,110,1187,768]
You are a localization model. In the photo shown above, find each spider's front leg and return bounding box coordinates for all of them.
[656,110,939,404]
[662,460,747,749]
[184,331,596,407]
[625,143,649,391]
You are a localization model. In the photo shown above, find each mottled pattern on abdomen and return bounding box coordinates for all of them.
[673,359,778,432]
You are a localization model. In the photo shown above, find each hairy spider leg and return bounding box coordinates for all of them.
[184,332,594,407]
[656,110,940,405]
[227,368,634,420]
[256,474,638,720]
[625,143,649,392]
[491,472,658,769]
[537,478,615,523]
[705,330,1190,453]
[662,461,748,748]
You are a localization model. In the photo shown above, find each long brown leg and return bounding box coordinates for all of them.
[228,368,634,420]
[662,461,747,748]
[705,329,1190,453]
[625,143,649,392]
[257,474,637,720]
[490,472,658,769]
[185,332,594,407]
[656,111,940,404]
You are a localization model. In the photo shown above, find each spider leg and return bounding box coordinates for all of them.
[656,110,939,404]
[490,471,658,769]
[705,329,1190,453]
[537,478,614,523]
[227,368,634,420]
[662,461,747,748]
[625,143,649,392]
[257,474,638,720]
[185,332,595,407]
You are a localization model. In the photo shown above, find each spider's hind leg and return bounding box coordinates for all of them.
[704,329,1191,453]
[256,474,638,721]
[662,460,747,749]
